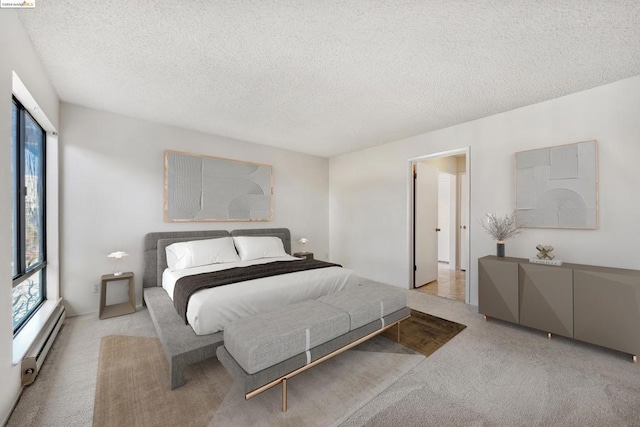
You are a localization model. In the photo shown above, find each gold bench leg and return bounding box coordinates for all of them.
[397,321,401,343]
[282,378,287,412]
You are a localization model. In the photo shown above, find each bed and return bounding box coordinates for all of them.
[142,228,358,388]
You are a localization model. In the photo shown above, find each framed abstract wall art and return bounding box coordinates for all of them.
[164,150,273,222]
[515,140,598,229]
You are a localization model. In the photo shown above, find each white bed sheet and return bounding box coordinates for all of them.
[162,255,359,335]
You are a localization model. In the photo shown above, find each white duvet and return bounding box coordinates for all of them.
[162,255,358,335]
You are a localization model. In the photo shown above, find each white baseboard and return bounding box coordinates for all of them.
[2,385,24,427]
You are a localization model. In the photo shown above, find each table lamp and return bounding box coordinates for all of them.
[107,251,129,276]
[298,238,309,254]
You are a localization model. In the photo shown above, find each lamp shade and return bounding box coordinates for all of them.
[298,238,308,245]
[107,251,129,259]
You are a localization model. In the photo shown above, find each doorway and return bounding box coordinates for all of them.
[410,148,470,304]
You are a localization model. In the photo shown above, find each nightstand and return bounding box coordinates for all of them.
[99,272,136,319]
[293,252,314,260]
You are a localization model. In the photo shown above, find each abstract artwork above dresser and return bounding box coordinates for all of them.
[515,140,598,229]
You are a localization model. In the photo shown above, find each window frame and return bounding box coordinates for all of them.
[12,95,47,335]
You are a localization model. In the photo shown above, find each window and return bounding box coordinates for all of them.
[12,96,47,334]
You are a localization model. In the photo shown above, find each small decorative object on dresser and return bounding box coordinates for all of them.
[535,244,555,260]
[480,212,523,257]
[530,244,563,265]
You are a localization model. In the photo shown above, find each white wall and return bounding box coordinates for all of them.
[330,74,640,305]
[0,11,59,424]
[60,103,330,315]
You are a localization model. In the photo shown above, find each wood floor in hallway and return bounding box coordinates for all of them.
[415,263,465,302]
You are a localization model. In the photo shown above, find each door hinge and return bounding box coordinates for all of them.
[414,265,417,271]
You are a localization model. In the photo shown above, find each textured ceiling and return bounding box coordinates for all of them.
[17,1,640,157]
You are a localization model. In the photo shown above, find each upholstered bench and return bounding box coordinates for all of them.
[217,283,410,411]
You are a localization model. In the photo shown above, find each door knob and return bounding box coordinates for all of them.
[436,228,441,232]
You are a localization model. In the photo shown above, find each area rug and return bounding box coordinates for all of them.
[93,311,466,427]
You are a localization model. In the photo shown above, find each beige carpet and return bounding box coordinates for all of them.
[12,290,640,427]
[94,313,466,427]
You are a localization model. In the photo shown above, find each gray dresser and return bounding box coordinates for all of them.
[478,255,640,362]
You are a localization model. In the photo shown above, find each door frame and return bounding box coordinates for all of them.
[408,147,471,304]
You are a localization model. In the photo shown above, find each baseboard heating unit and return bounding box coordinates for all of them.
[21,302,66,386]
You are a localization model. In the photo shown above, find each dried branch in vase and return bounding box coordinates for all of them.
[481,212,523,242]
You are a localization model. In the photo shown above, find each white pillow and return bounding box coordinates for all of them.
[233,236,287,261]
[165,237,240,271]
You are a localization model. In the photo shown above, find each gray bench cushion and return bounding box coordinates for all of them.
[317,283,407,330]
[217,306,411,394]
[224,300,350,374]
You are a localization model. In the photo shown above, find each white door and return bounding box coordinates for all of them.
[459,172,469,271]
[448,173,458,269]
[437,174,451,263]
[415,162,439,287]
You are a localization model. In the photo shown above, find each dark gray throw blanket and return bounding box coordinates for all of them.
[173,259,342,324]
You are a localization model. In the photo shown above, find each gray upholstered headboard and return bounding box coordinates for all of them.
[143,228,292,288]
